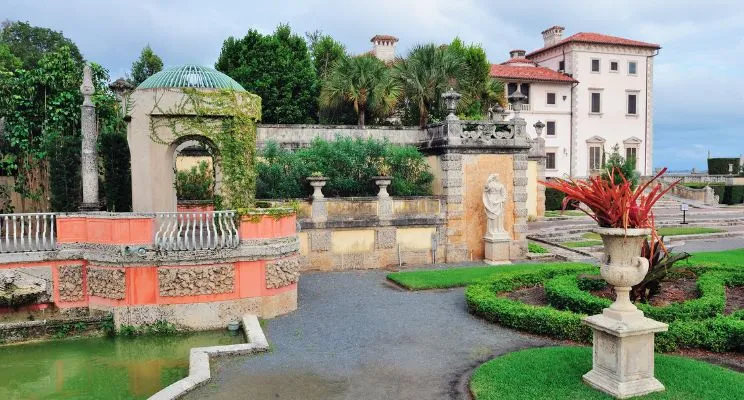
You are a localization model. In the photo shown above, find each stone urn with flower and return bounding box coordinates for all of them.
[306,171,328,200]
[372,160,392,198]
[541,168,679,399]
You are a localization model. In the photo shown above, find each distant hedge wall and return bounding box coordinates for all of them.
[722,186,744,205]
[708,158,741,175]
[545,187,578,211]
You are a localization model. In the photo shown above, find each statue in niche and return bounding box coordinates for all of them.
[483,173,508,240]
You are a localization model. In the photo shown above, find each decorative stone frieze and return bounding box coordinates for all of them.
[58,265,84,301]
[158,265,234,297]
[265,257,300,289]
[87,267,125,300]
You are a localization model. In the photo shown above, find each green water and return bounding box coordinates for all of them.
[0,331,243,400]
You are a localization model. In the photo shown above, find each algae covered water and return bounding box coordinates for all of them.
[0,331,243,400]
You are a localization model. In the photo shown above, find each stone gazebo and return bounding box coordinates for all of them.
[127,65,259,212]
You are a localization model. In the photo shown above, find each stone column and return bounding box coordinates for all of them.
[441,151,468,263]
[79,65,100,211]
[375,177,393,221]
[529,122,547,218]
[307,177,328,223]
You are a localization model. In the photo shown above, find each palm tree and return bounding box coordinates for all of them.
[393,44,462,127]
[320,55,400,127]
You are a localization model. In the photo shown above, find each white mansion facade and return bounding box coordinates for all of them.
[490,26,660,178]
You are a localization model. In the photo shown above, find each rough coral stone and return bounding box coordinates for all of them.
[158,265,234,297]
[265,256,300,289]
[87,267,126,300]
[58,265,84,301]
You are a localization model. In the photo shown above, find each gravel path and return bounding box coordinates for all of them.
[185,269,550,400]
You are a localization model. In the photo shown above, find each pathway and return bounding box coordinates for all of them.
[185,269,550,400]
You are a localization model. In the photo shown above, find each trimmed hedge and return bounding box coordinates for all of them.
[465,265,744,353]
[721,185,744,205]
[544,272,738,322]
[545,187,574,211]
[707,158,741,175]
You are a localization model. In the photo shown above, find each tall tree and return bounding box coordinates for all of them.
[216,24,319,124]
[0,43,21,72]
[393,44,462,127]
[446,38,492,118]
[306,31,347,80]
[321,55,399,127]
[130,44,163,86]
[0,20,83,69]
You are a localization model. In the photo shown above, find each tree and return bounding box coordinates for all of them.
[0,20,83,69]
[446,38,491,118]
[393,44,462,127]
[130,44,163,86]
[320,55,399,127]
[306,31,347,80]
[216,24,319,124]
[601,144,639,189]
[0,43,21,72]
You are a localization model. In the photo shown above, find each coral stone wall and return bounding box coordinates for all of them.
[58,265,84,302]
[87,267,126,300]
[265,256,300,289]
[158,264,234,297]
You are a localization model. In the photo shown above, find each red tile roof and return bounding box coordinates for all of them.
[370,34,399,42]
[490,64,577,84]
[502,57,537,66]
[527,32,660,57]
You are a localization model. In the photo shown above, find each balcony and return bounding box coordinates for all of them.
[507,103,531,112]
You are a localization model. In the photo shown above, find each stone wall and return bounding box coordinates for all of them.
[87,267,125,300]
[265,256,300,289]
[58,264,84,302]
[158,265,235,297]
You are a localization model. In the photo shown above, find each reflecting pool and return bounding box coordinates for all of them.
[0,331,243,400]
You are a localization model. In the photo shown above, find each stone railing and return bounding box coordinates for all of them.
[154,210,239,251]
[0,213,56,253]
[668,185,719,205]
[507,103,531,112]
[421,119,531,153]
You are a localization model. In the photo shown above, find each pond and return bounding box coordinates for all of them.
[0,330,243,400]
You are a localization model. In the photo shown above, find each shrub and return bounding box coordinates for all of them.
[49,135,81,211]
[100,132,132,211]
[707,157,741,175]
[256,138,433,198]
[722,185,744,205]
[528,243,548,254]
[545,187,577,211]
[175,161,214,201]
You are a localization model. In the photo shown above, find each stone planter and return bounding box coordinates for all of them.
[238,209,297,240]
[306,176,328,199]
[372,176,392,198]
[582,226,668,399]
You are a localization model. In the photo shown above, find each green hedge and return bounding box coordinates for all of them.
[256,138,433,198]
[722,185,744,205]
[544,272,738,322]
[707,158,741,175]
[465,265,744,353]
[101,133,132,211]
[545,187,578,211]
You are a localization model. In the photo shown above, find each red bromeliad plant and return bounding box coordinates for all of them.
[540,168,679,230]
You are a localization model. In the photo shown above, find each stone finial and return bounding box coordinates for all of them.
[533,121,545,137]
[80,64,95,106]
[442,88,462,121]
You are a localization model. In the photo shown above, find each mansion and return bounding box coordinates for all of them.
[490,26,660,178]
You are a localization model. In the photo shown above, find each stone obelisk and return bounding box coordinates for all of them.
[79,64,100,211]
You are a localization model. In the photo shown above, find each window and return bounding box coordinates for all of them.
[589,146,602,170]
[591,59,600,72]
[546,121,556,136]
[628,61,637,75]
[626,147,638,169]
[591,92,601,113]
[558,60,565,71]
[610,61,619,72]
[627,94,638,115]
[546,152,556,169]
[547,92,556,105]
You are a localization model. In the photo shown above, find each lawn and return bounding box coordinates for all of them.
[545,210,587,218]
[386,262,594,290]
[562,240,603,248]
[528,242,549,253]
[582,227,725,241]
[470,346,744,400]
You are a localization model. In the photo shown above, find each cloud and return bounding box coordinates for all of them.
[2,0,742,170]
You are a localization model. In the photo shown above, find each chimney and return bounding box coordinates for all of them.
[370,34,399,62]
[509,49,526,59]
[541,26,565,46]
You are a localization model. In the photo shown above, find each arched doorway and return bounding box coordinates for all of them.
[170,136,222,212]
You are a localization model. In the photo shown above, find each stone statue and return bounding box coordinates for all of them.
[483,173,508,240]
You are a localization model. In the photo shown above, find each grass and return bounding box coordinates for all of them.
[562,240,603,248]
[528,242,549,254]
[386,262,593,290]
[545,210,587,218]
[581,227,724,241]
[470,346,744,400]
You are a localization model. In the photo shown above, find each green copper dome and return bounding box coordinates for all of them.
[137,65,245,91]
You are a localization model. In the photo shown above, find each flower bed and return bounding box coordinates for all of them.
[465,264,744,353]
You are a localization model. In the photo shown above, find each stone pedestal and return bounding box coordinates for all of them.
[484,236,510,265]
[583,311,668,399]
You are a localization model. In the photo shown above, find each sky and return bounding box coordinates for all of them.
[2,0,742,171]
